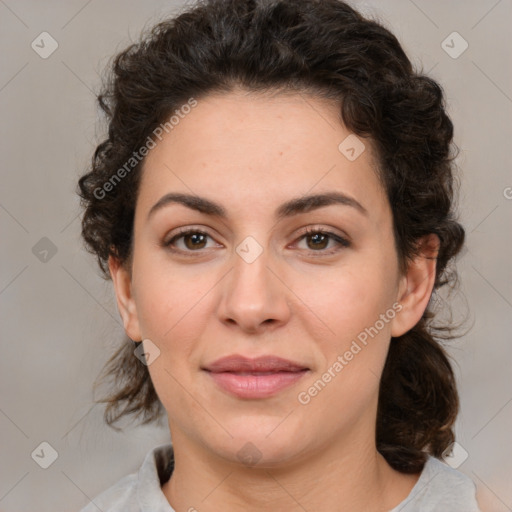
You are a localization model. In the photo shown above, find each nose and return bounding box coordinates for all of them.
[217,242,292,334]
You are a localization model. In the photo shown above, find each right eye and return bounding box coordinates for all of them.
[164,228,219,253]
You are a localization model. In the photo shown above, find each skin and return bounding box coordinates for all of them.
[109,89,439,512]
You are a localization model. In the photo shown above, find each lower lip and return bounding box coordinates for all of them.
[206,370,308,399]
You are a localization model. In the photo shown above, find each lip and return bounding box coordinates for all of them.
[203,355,309,399]
[204,355,309,373]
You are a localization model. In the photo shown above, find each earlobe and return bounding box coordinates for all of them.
[390,234,439,338]
[108,254,142,341]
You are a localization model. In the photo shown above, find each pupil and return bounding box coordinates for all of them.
[187,233,205,249]
[310,233,327,249]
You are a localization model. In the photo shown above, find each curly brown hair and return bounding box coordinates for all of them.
[77,0,465,474]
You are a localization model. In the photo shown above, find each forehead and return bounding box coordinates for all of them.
[137,90,388,223]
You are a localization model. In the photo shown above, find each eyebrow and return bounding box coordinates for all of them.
[147,191,368,222]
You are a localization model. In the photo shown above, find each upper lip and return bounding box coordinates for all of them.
[203,355,309,373]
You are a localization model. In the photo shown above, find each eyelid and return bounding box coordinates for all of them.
[295,225,351,244]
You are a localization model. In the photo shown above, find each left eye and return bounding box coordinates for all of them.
[164,228,350,255]
[296,228,350,253]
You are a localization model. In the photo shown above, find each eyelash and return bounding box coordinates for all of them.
[163,226,351,257]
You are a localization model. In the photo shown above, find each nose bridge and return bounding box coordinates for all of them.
[218,233,290,330]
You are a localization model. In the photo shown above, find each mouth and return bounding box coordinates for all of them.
[202,355,310,399]
[203,354,309,373]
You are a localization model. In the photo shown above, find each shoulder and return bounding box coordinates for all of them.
[391,456,481,512]
[79,443,175,512]
[79,473,138,512]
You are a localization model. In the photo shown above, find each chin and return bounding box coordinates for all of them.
[208,421,310,468]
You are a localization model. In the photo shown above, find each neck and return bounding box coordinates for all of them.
[161,424,420,512]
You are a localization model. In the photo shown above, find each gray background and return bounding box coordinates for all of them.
[0,1,511,511]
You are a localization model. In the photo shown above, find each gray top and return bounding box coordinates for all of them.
[80,443,481,512]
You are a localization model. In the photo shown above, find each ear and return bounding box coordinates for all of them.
[108,254,142,342]
[391,234,439,337]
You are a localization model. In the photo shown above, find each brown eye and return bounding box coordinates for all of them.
[296,227,351,255]
[305,231,329,250]
[163,226,350,257]
[165,229,213,251]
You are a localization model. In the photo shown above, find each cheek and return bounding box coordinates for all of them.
[137,286,211,366]
[298,259,397,343]
[135,269,213,415]
[294,252,398,404]
[293,273,395,427]
[133,244,209,337]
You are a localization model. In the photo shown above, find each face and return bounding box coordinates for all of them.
[110,89,434,468]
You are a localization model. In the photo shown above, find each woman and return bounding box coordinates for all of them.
[77,0,481,510]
